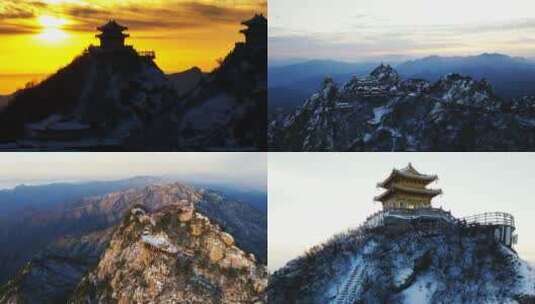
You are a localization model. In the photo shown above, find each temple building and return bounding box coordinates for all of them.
[96,20,130,50]
[240,14,267,49]
[374,163,442,210]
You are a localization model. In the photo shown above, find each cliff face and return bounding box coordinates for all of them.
[269,64,535,151]
[0,229,112,304]
[269,223,535,304]
[69,204,268,304]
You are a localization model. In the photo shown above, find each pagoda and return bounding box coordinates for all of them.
[96,20,129,50]
[240,14,267,49]
[374,163,442,210]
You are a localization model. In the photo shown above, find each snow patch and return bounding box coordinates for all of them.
[401,274,437,304]
[141,233,178,254]
[368,106,391,125]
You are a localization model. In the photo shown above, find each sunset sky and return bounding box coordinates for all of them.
[270,0,535,64]
[269,153,535,271]
[0,0,266,94]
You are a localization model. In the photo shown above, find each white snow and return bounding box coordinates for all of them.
[141,233,178,254]
[401,274,437,304]
[368,106,391,125]
[394,267,414,287]
[516,259,535,296]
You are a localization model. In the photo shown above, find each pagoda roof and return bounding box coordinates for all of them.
[97,20,128,32]
[377,163,438,188]
[374,184,442,202]
[241,14,267,27]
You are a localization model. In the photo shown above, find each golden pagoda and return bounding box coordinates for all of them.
[374,163,442,210]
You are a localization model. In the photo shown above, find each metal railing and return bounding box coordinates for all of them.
[460,212,515,228]
[362,207,457,229]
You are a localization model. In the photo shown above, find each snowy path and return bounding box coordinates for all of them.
[334,258,365,304]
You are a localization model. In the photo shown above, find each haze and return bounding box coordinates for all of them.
[269,153,535,271]
[0,152,267,191]
[269,0,535,63]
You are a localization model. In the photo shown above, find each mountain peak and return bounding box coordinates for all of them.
[370,64,400,84]
[69,203,267,303]
[269,221,535,303]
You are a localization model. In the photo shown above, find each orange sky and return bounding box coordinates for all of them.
[0,0,266,94]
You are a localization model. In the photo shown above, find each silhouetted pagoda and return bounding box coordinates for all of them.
[374,163,442,210]
[96,20,130,50]
[240,14,267,49]
[93,20,155,59]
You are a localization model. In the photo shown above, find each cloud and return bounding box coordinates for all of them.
[60,1,264,32]
[0,0,47,20]
[0,0,266,35]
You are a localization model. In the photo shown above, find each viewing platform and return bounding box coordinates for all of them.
[459,212,515,228]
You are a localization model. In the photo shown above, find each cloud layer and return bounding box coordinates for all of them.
[0,0,265,35]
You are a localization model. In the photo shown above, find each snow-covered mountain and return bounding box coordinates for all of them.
[269,221,535,304]
[269,64,535,151]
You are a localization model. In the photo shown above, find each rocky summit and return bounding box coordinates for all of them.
[0,182,267,304]
[268,222,535,304]
[268,64,535,151]
[69,204,268,304]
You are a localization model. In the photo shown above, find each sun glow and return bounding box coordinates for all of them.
[37,15,69,42]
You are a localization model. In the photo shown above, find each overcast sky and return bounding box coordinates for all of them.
[269,153,535,271]
[269,0,535,63]
[0,152,267,191]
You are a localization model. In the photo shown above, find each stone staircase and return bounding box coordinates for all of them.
[334,260,365,304]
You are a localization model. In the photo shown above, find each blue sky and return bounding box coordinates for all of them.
[0,152,267,191]
[269,153,535,271]
[269,0,535,63]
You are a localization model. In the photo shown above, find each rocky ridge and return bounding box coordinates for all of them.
[269,64,535,151]
[0,182,267,303]
[69,203,267,303]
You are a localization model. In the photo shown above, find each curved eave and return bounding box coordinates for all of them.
[378,170,438,188]
[374,186,442,202]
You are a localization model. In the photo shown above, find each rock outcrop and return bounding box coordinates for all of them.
[269,64,535,151]
[69,205,267,304]
[0,182,267,303]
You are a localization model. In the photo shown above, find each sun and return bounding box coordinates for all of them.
[37,15,68,43]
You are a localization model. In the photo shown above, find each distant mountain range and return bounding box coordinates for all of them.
[268,54,535,115]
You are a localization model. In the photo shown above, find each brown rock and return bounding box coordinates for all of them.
[178,206,194,222]
[206,237,225,262]
[220,232,235,246]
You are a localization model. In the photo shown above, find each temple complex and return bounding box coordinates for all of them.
[240,14,267,49]
[374,163,442,209]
